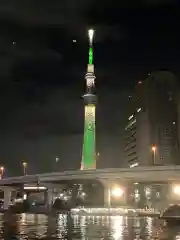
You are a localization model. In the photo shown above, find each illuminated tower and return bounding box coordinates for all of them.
[81,29,96,170]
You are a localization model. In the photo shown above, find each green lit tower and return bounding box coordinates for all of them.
[81,29,96,170]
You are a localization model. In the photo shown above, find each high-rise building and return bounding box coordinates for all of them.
[80,29,96,170]
[124,71,179,167]
[177,91,180,156]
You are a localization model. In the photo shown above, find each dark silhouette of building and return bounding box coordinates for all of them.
[125,71,179,167]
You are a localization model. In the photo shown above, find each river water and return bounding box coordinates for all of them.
[0,213,180,239]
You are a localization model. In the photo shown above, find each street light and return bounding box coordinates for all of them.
[111,186,124,197]
[172,185,180,196]
[152,145,156,165]
[22,162,28,175]
[0,166,4,179]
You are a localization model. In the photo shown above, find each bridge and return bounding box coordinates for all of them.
[0,165,180,186]
[0,165,180,211]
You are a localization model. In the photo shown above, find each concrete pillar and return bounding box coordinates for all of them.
[99,179,130,208]
[44,189,54,209]
[3,188,12,210]
[98,179,111,207]
[153,184,168,212]
[103,183,111,207]
[121,183,128,206]
[125,183,133,206]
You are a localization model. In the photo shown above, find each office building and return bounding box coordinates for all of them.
[125,71,179,167]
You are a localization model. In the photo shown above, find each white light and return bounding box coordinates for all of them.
[14,198,24,203]
[137,108,141,112]
[24,186,47,190]
[64,196,68,201]
[129,162,139,168]
[145,187,151,197]
[73,39,76,43]
[173,185,180,196]
[87,78,94,87]
[81,192,86,197]
[128,115,133,120]
[88,29,94,44]
[23,194,27,200]
[111,187,124,197]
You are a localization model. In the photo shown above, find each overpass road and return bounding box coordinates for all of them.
[0,165,180,186]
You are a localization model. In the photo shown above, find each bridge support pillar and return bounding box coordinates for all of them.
[99,179,129,208]
[3,187,13,210]
[104,183,111,208]
[98,180,111,207]
[44,189,54,210]
[43,183,67,210]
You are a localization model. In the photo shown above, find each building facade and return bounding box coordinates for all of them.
[125,71,179,167]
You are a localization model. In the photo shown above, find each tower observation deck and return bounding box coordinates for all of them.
[80,29,97,170]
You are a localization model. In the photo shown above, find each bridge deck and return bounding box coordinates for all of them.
[0,165,180,186]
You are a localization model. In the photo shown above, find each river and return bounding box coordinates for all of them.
[0,213,180,239]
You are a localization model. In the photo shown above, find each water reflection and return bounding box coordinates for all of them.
[0,213,180,239]
[19,213,48,238]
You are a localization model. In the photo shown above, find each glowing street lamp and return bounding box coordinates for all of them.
[0,166,4,178]
[152,145,156,165]
[22,162,28,175]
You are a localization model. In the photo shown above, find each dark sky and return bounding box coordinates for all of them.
[0,0,179,175]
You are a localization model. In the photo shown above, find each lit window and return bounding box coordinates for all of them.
[129,162,139,168]
[128,115,133,120]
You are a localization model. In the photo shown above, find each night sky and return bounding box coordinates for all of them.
[0,0,179,176]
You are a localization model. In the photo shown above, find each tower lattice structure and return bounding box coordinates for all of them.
[81,29,96,170]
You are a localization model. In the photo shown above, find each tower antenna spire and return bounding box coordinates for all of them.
[88,29,94,65]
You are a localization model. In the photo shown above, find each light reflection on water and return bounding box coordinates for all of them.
[0,213,180,239]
